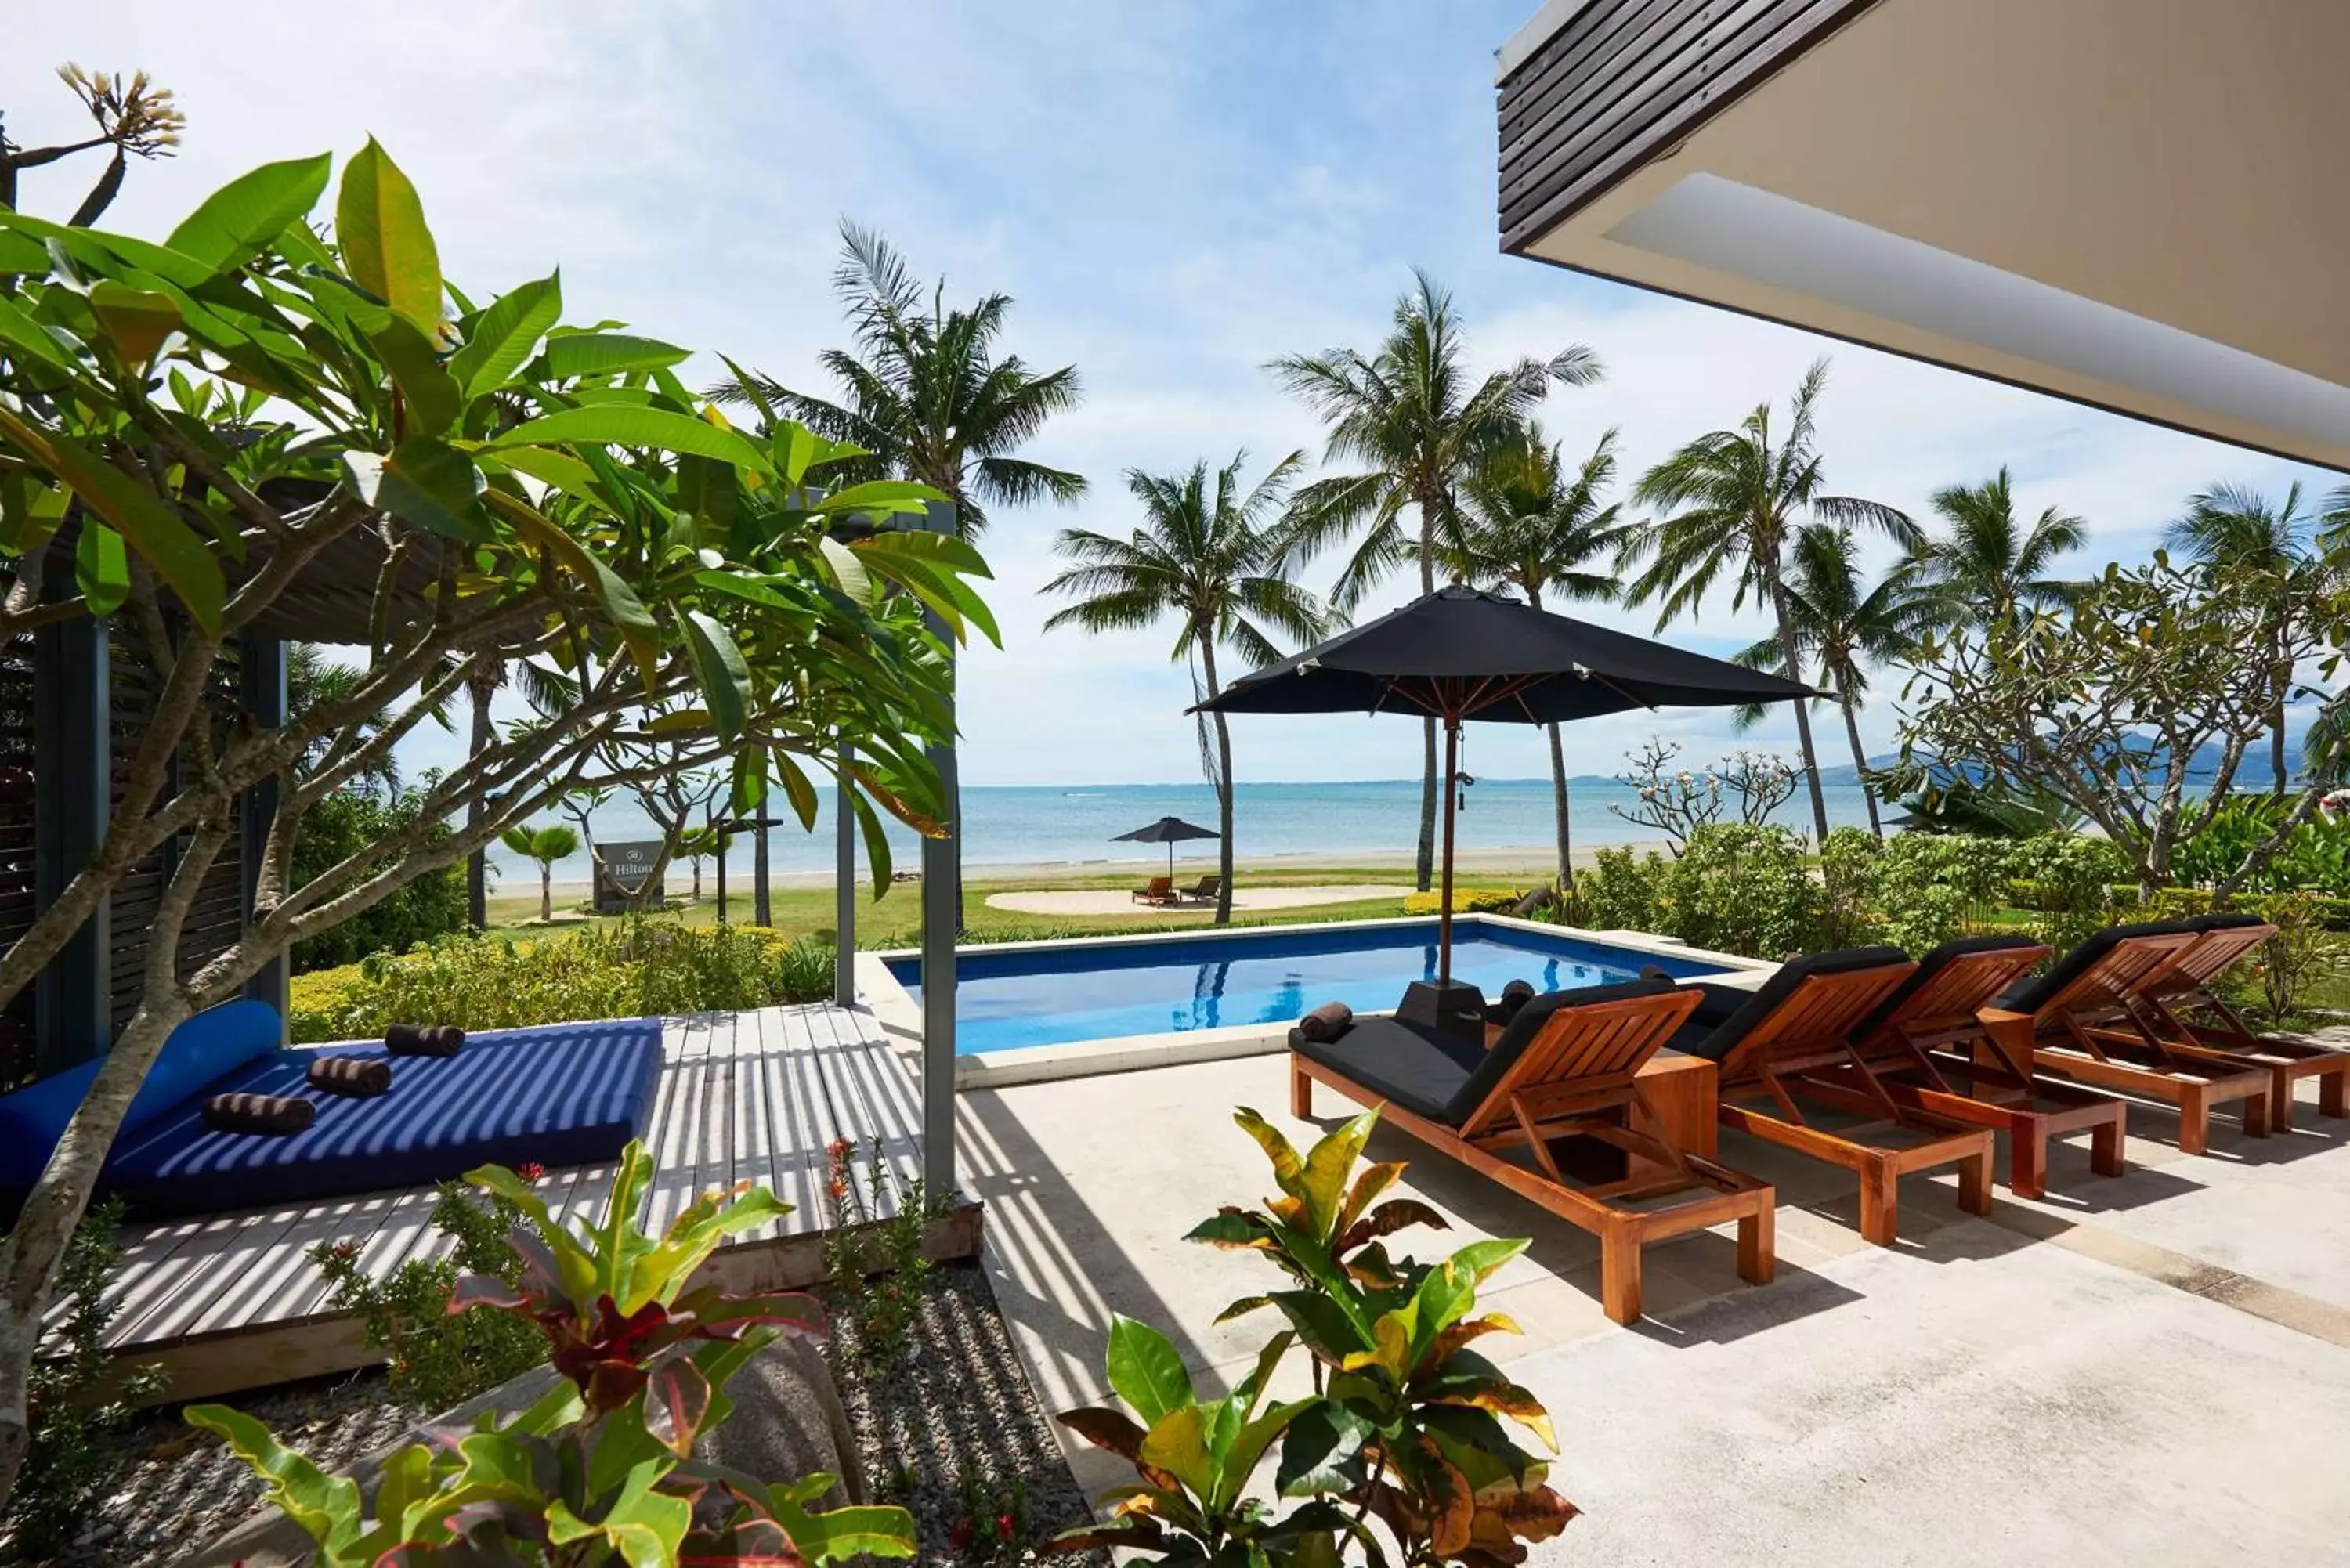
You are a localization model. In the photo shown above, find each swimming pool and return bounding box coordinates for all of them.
[884,918,1736,1055]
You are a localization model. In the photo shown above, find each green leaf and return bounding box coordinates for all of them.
[0,291,84,374]
[0,407,225,634]
[88,281,182,365]
[774,750,820,831]
[678,609,751,740]
[167,154,333,273]
[1275,1402,1374,1498]
[813,479,948,518]
[336,139,443,328]
[367,313,461,436]
[1137,1404,1213,1500]
[767,1491,919,1563]
[538,331,689,380]
[848,784,895,891]
[479,441,601,503]
[184,1404,364,1552]
[0,474,70,555]
[74,521,129,616]
[450,272,562,398]
[344,438,488,541]
[1104,1314,1194,1426]
[494,406,775,474]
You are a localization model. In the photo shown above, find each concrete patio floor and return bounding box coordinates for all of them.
[954,1053,2350,1565]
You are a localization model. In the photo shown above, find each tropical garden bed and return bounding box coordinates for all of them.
[0,1264,1100,1568]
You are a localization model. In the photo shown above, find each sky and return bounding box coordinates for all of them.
[8,2,2337,789]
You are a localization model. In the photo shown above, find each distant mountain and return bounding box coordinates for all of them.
[1574,739,2299,792]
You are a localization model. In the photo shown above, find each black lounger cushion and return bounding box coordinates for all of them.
[1668,947,1911,1064]
[2182,910,2269,933]
[1292,1017,1482,1122]
[1994,920,2189,1015]
[1293,977,1676,1127]
[1852,933,2048,1039]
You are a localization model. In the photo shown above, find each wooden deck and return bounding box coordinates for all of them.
[96,1003,956,1400]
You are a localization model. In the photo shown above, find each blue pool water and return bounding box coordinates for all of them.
[885,920,1729,1054]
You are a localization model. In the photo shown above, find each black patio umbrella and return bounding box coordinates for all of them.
[1194,584,1811,990]
[1112,815,1222,877]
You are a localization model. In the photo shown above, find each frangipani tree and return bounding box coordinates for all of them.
[0,142,996,1506]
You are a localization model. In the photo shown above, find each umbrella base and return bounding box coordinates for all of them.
[1397,980,1488,1047]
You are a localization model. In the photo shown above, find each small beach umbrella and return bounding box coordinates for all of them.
[1195,584,1810,987]
[1112,815,1222,877]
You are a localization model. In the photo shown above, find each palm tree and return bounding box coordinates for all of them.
[714,222,1085,538]
[499,823,579,924]
[1043,453,1333,924]
[1442,425,1633,889]
[1622,358,1918,844]
[2166,481,2322,794]
[1912,467,2086,630]
[1269,272,1600,889]
[1729,524,1934,837]
[714,223,1085,932]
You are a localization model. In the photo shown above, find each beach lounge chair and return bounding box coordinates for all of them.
[1849,935,2128,1198]
[1289,978,1776,1326]
[2123,911,2350,1131]
[1666,948,1996,1246]
[1130,876,1177,905]
[1179,873,1224,905]
[1977,921,2271,1155]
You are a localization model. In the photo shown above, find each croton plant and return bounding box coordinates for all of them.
[189,1141,913,1566]
[1053,1108,1578,1566]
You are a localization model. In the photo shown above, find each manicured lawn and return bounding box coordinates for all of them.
[482,865,1538,947]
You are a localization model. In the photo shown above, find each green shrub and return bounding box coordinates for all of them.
[1815,828,1883,952]
[289,787,468,974]
[1567,844,1670,933]
[309,1181,548,1414]
[1665,824,1817,959]
[2007,833,2132,955]
[288,917,839,1042]
[2175,795,2350,895]
[5,1198,165,1559]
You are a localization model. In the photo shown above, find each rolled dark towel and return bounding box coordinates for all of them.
[385,1022,464,1057]
[1639,964,1675,983]
[1490,979,1537,1023]
[1296,1001,1354,1043]
[204,1092,316,1136]
[307,1054,392,1097]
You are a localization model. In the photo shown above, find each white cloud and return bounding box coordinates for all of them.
[13,1,2338,796]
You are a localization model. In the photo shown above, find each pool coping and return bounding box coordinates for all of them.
[859,914,1777,1091]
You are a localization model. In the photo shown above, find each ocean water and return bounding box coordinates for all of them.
[884,919,1733,1053]
[483,777,1882,887]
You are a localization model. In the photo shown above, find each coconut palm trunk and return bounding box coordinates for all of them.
[1769,570,1832,844]
[1838,689,1882,837]
[1546,724,1574,890]
[1198,634,1238,924]
[538,860,554,923]
[1413,488,1442,891]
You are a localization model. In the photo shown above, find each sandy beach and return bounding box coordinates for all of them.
[519,840,1667,901]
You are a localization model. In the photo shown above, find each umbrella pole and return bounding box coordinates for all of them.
[1440,716,1459,988]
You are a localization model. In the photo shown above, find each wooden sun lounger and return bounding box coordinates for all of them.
[1130,876,1177,905]
[1289,983,1776,1326]
[1684,951,1995,1247]
[1851,938,2128,1199]
[2125,915,2350,1132]
[1179,873,1224,905]
[1978,924,2272,1156]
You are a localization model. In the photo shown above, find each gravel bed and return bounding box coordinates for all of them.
[0,1370,421,1568]
[826,1263,1109,1566]
[2,1260,1101,1567]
